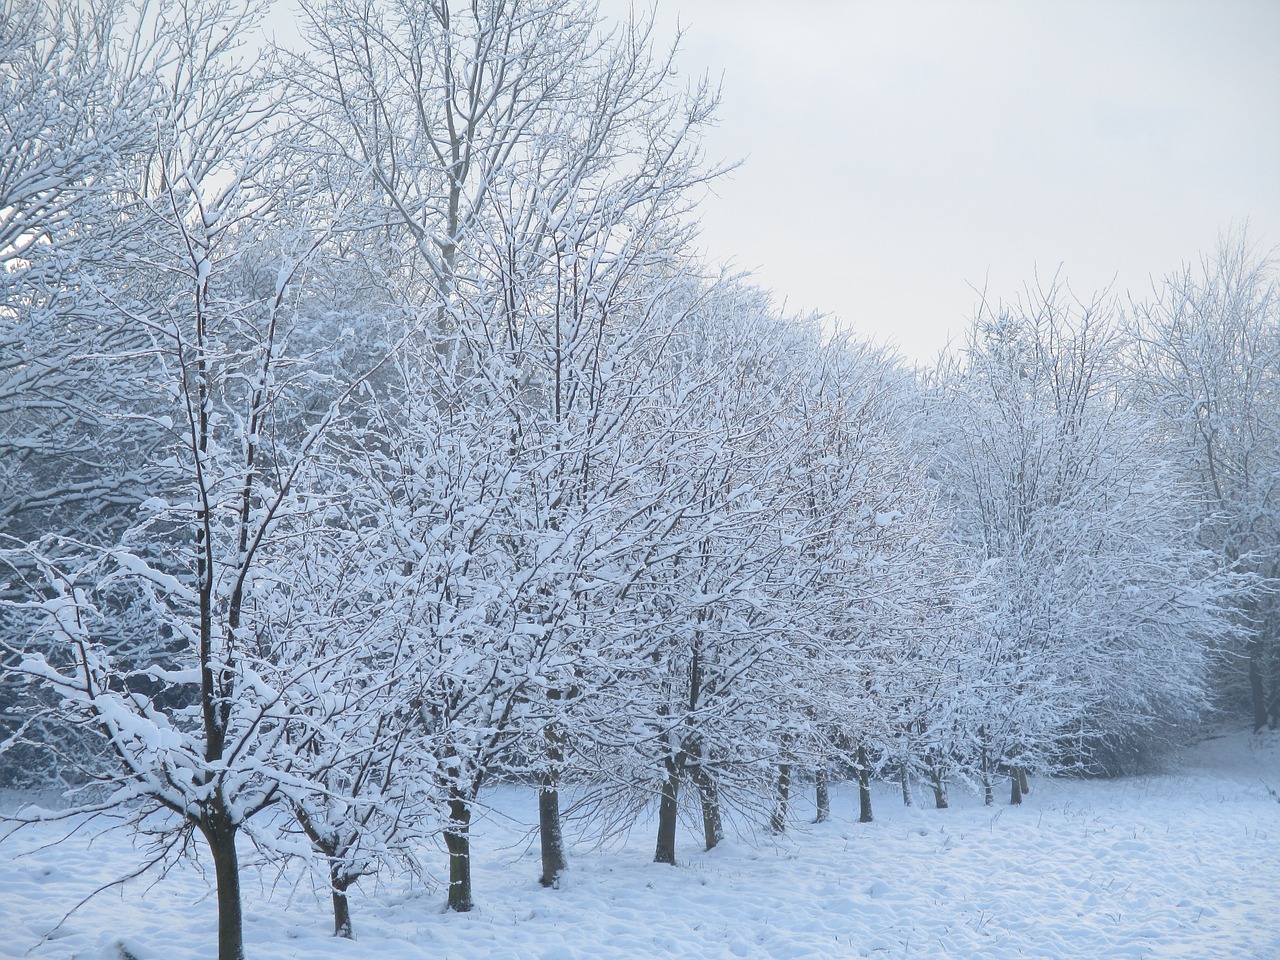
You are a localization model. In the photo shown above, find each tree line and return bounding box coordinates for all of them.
[1,2,1277,958]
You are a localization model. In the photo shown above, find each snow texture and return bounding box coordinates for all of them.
[2,730,1277,959]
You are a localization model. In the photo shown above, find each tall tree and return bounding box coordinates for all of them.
[0,0,166,784]
[1129,235,1280,731]
[287,0,722,905]
[929,283,1236,782]
[1,2,378,956]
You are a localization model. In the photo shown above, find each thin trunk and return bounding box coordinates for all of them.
[899,759,912,807]
[1018,766,1030,797]
[691,764,723,851]
[295,812,356,939]
[1249,638,1268,732]
[654,760,680,865]
[1009,765,1023,805]
[538,723,566,888]
[1270,655,1279,730]
[203,813,244,960]
[538,782,566,888]
[814,767,830,823]
[857,744,873,823]
[770,763,791,834]
[445,790,473,912]
[980,728,993,806]
[930,757,949,810]
[330,867,354,939]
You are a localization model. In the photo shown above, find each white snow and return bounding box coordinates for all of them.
[2,730,1278,960]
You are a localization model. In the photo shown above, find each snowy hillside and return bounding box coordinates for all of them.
[3,729,1277,960]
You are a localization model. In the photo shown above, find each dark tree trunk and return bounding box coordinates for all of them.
[691,764,723,851]
[202,812,245,960]
[330,867,354,939]
[1270,651,1280,729]
[899,759,912,807]
[980,728,994,806]
[1018,766,1030,797]
[445,791,474,912]
[296,817,357,938]
[538,723,567,888]
[814,767,830,823]
[1250,639,1268,732]
[654,761,680,865]
[930,757,949,810]
[538,781,566,887]
[770,763,791,834]
[857,744,873,823]
[1009,766,1023,805]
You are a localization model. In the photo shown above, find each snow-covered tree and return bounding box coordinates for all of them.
[239,480,439,939]
[760,333,962,823]
[0,2,383,956]
[1129,235,1280,731]
[929,283,1236,785]
[564,284,957,851]
[0,0,169,785]
[631,287,813,859]
[285,0,723,907]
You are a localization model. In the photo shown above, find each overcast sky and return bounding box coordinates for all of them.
[600,0,1280,363]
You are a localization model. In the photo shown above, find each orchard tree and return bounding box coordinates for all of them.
[249,492,441,940]
[929,283,1236,786]
[0,0,168,784]
[0,1,386,957]
[766,334,962,823]
[286,0,722,905]
[0,0,158,517]
[1129,235,1280,731]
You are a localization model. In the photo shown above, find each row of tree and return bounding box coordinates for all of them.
[2,1,1277,958]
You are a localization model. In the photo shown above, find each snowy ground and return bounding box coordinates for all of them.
[3,730,1278,960]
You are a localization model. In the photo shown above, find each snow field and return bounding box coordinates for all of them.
[2,731,1278,960]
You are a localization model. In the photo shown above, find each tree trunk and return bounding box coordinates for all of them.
[538,780,566,888]
[930,757,949,810]
[538,723,567,888]
[1270,650,1279,729]
[1249,638,1268,732]
[330,867,354,939]
[1018,766,1030,797]
[654,761,680,865]
[445,790,474,912]
[814,767,830,823]
[857,744,873,823]
[202,812,245,960]
[1009,766,1023,805]
[899,759,912,807]
[980,729,994,806]
[691,764,723,851]
[770,763,791,834]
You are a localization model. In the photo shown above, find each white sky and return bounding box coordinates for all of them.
[602,0,1280,363]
